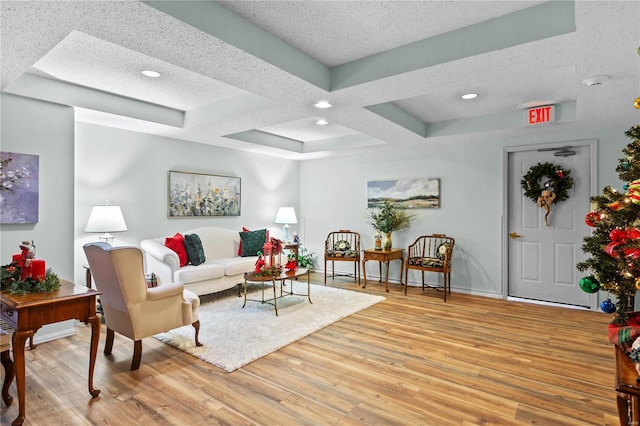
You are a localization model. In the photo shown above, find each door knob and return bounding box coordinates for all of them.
[510,232,523,239]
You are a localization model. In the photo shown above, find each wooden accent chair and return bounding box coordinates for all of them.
[1,328,14,407]
[84,242,202,370]
[404,234,455,301]
[324,230,361,285]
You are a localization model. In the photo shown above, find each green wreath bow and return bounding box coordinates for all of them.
[521,162,574,204]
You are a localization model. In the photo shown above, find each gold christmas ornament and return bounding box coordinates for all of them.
[635,96,640,109]
[636,277,640,291]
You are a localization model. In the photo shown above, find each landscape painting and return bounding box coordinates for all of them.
[0,151,39,224]
[367,177,440,209]
[168,170,241,217]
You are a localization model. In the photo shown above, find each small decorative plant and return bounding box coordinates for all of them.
[365,200,415,234]
[295,247,315,270]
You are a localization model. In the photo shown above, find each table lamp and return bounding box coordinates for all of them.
[85,205,128,244]
[274,206,297,243]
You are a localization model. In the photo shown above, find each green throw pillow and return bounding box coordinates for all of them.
[239,228,267,257]
[184,234,206,266]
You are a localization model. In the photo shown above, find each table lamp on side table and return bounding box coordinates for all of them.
[85,204,128,245]
[275,206,297,243]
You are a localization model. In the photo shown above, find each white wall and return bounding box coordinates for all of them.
[73,123,300,285]
[0,93,76,342]
[300,125,629,300]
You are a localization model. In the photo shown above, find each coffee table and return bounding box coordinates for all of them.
[243,267,311,315]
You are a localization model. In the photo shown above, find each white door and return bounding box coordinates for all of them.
[507,143,594,307]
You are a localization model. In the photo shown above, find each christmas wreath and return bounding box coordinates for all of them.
[521,162,574,204]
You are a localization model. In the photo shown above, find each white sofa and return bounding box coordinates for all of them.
[140,227,260,296]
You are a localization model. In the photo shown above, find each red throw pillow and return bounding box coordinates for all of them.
[165,233,188,267]
[238,227,269,256]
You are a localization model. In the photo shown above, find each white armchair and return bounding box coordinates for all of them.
[83,243,201,370]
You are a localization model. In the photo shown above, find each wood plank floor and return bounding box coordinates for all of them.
[0,273,622,425]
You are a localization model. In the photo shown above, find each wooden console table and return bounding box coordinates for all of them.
[1,280,101,425]
[362,248,404,292]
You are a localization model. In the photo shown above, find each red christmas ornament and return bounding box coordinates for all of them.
[584,211,601,227]
[556,169,565,179]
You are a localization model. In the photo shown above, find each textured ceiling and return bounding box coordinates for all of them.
[1,1,639,160]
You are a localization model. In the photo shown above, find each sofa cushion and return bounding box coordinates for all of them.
[174,262,225,284]
[239,228,268,257]
[165,233,188,267]
[238,227,269,256]
[214,256,259,276]
[436,242,452,260]
[184,233,206,266]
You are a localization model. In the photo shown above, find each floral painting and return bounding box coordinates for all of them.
[0,152,39,224]
[168,171,240,217]
[367,177,440,209]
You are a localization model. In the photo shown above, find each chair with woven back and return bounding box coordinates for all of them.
[324,230,361,285]
[404,234,455,301]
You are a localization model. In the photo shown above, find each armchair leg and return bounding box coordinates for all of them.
[1,349,14,407]
[131,340,142,371]
[324,260,327,284]
[192,321,202,347]
[104,328,115,355]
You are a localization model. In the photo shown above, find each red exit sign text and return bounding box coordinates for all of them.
[526,105,555,126]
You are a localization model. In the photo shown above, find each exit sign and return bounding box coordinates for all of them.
[526,105,555,126]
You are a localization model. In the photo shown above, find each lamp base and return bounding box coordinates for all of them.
[282,224,290,243]
[99,233,115,245]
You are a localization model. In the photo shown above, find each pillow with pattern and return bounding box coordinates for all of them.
[238,227,269,256]
[334,240,351,251]
[239,228,268,257]
[184,234,206,266]
[436,242,451,260]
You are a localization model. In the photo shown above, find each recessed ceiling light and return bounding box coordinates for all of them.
[316,119,329,125]
[582,75,609,86]
[314,101,332,109]
[141,70,161,78]
[461,93,478,100]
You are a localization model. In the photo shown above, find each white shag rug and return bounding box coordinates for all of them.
[154,281,385,372]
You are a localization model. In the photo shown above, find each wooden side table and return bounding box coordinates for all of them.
[1,280,101,425]
[362,248,404,292]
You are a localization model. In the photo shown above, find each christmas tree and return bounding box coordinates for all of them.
[577,124,640,324]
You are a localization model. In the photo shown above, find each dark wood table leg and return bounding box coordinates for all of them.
[12,329,33,426]
[384,261,390,292]
[362,259,368,288]
[1,349,14,407]
[87,314,101,398]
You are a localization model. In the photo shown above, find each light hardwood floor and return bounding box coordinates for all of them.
[0,273,621,425]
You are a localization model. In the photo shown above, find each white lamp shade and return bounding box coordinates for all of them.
[85,206,128,233]
[274,207,297,224]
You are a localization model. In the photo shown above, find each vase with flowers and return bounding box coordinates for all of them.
[365,201,415,250]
